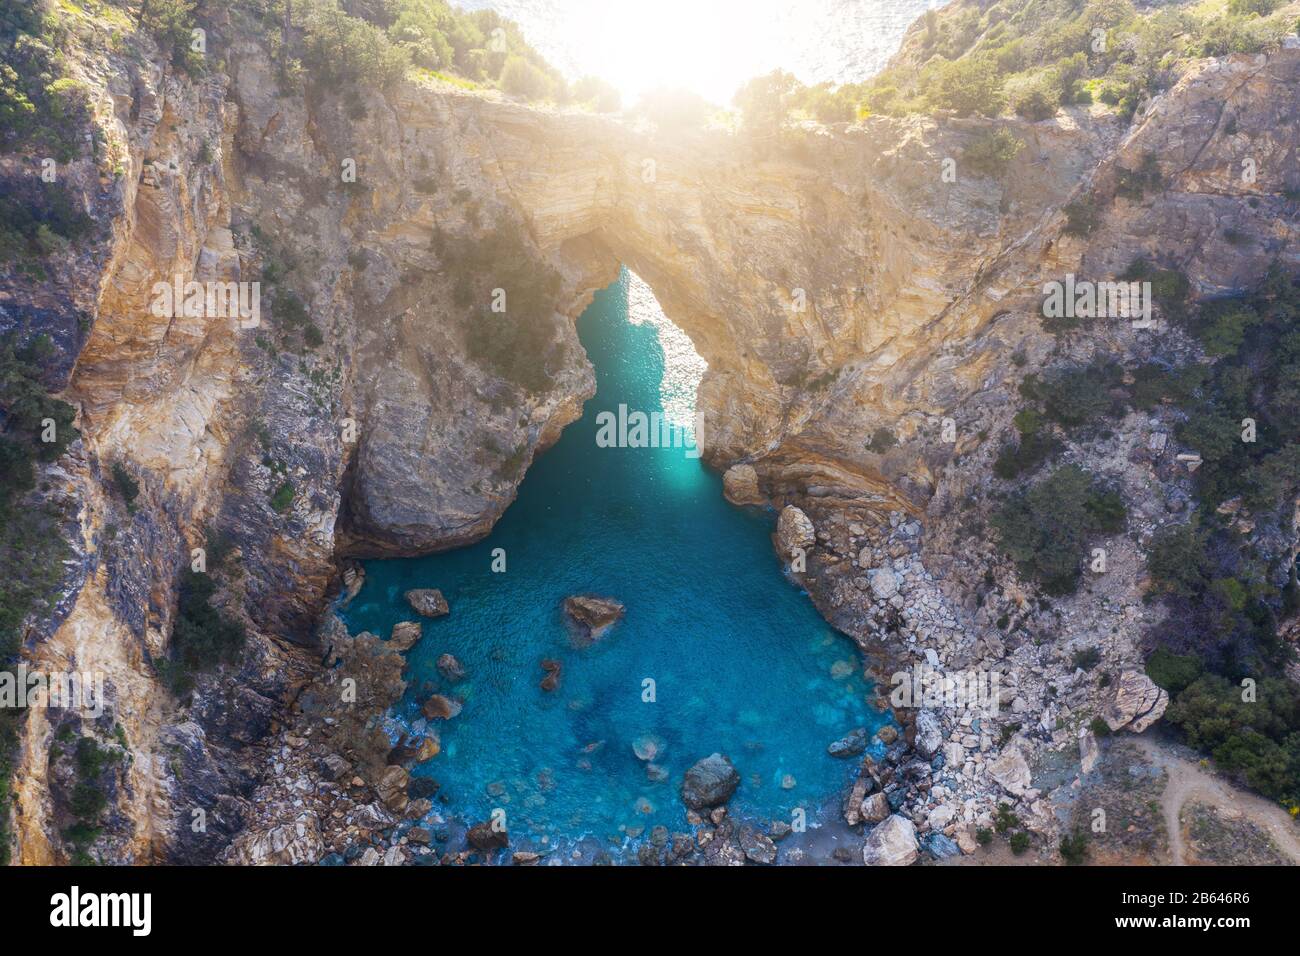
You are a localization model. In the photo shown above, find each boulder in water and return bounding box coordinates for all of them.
[563,595,625,641]
[680,753,740,810]
[466,821,508,852]
[389,620,422,651]
[421,694,462,720]
[405,589,449,618]
[436,653,466,682]
[540,658,562,692]
[632,733,665,761]
[828,727,868,758]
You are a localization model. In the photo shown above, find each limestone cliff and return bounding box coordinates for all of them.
[3,3,1299,865]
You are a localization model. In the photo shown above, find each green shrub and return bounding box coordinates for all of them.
[499,54,552,100]
[1166,674,1300,806]
[1115,152,1164,200]
[1008,831,1031,855]
[1059,831,1089,865]
[963,128,1024,178]
[865,427,897,453]
[926,56,1004,117]
[160,569,246,696]
[1006,73,1058,120]
[270,480,295,513]
[1072,646,1102,671]
[299,0,411,90]
[1062,196,1101,238]
[110,461,139,509]
[993,465,1128,594]
[445,218,563,393]
[1145,646,1204,695]
[1089,716,1111,737]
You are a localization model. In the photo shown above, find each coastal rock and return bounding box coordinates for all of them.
[681,753,740,810]
[226,814,324,866]
[924,833,962,859]
[775,506,815,559]
[867,567,899,600]
[1103,670,1169,733]
[861,792,890,824]
[540,658,562,692]
[405,589,449,618]
[828,727,868,758]
[421,694,463,721]
[466,821,509,852]
[436,653,466,682]
[861,814,919,867]
[376,765,410,813]
[722,464,764,506]
[563,595,625,641]
[914,710,943,758]
[738,826,778,864]
[389,621,422,651]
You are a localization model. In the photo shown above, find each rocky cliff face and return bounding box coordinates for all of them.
[4,5,1299,864]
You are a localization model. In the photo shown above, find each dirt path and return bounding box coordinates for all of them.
[1135,737,1300,865]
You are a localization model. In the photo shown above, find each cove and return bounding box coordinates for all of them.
[342,269,889,858]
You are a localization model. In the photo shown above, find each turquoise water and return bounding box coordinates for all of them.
[343,270,886,855]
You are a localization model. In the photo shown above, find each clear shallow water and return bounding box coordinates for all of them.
[343,271,887,853]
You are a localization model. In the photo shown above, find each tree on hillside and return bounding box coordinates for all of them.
[733,69,801,141]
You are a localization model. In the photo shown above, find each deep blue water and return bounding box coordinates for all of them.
[342,270,887,854]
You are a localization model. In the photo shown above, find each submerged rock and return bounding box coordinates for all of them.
[405,589,449,618]
[436,653,466,682]
[681,753,740,810]
[421,694,462,720]
[861,814,919,867]
[828,727,868,758]
[539,658,562,692]
[632,733,665,761]
[563,595,625,641]
[389,620,422,651]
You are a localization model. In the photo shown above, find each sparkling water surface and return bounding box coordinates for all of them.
[343,271,886,853]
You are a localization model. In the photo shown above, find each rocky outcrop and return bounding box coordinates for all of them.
[1103,671,1170,734]
[775,505,816,559]
[405,589,449,618]
[562,595,625,641]
[722,464,764,506]
[681,753,740,810]
[389,621,422,651]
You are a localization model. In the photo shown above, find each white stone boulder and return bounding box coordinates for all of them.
[861,814,919,866]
